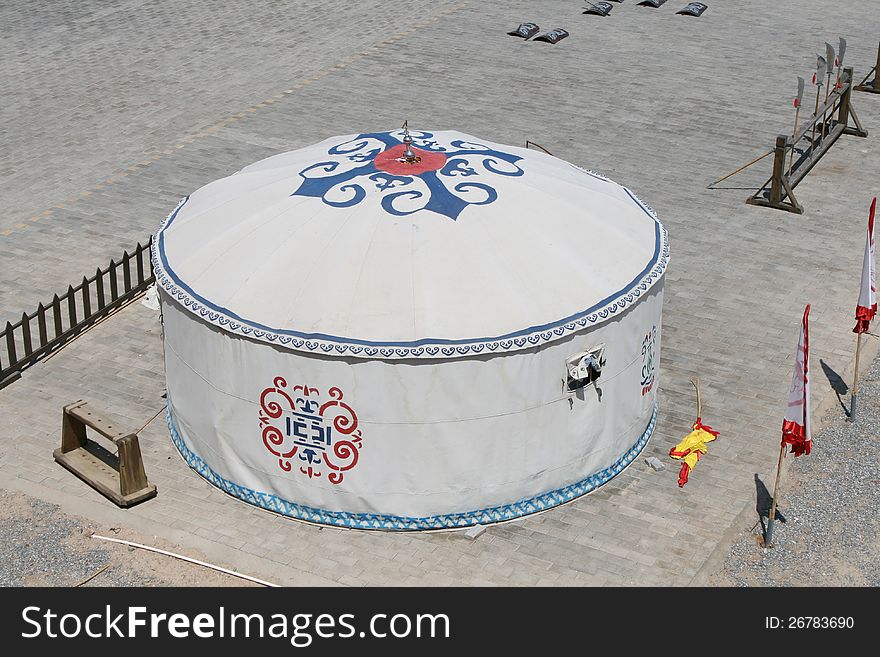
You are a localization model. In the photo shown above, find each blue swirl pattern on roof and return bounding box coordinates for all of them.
[291,131,524,220]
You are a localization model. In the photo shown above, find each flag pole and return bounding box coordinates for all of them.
[692,378,702,420]
[849,331,863,421]
[765,443,786,547]
[769,304,811,547]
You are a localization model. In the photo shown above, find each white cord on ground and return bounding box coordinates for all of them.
[90,534,279,587]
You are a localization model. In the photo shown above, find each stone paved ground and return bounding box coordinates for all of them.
[1,1,879,585]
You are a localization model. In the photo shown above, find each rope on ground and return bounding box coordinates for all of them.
[135,405,166,435]
[90,534,280,587]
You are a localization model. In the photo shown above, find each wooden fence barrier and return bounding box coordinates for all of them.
[746,67,867,213]
[0,238,154,389]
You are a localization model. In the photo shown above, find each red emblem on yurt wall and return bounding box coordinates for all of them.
[258,377,363,484]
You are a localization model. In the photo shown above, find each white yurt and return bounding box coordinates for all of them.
[152,127,668,530]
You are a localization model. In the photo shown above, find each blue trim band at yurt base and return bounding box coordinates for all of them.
[166,401,658,531]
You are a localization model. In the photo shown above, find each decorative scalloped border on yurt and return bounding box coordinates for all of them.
[151,186,668,361]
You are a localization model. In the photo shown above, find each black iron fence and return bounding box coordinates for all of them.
[0,238,154,389]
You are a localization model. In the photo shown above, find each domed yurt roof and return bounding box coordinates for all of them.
[153,128,668,359]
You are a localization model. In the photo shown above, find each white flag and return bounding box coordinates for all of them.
[854,198,877,333]
[782,304,811,456]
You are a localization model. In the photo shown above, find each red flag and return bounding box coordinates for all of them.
[854,198,877,333]
[782,305,811,457]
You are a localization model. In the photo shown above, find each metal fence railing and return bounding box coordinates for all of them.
[0,238,154,389]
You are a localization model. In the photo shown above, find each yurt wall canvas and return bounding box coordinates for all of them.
[153,129,668,530]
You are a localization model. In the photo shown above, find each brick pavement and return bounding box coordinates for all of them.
[1,1,879,585]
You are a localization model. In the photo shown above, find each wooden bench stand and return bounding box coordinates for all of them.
[53,400,157,507]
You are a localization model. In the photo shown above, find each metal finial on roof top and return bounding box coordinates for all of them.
[399,120,421,164]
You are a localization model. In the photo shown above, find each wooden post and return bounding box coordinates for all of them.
[838,68,853,128]
[37,303,48,345]
[67,286,77,327]
[52,294,62,338]
[135,243,145,284]
[765,443,787,547]
[840,68,868,138]
[21,313,32,357]
[768,135,787,206]
[849,332,863,421]
[81,277,91,317]
[745,134,802,213]
[122,251,132,293]
[5,322,16,367]
[95,268,105,310]
[109,259,119,301]
[60,400,88,453]
[117,433,150,497]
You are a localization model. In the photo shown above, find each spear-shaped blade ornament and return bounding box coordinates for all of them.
[811,56,827,156]
[812,54,827,86]
[824,42,836,101]
[822,43,836,136]
[835,36,847,90]
[789,76,805,175]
